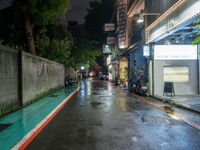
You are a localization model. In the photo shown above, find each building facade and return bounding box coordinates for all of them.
[145,0,200,96]
[110,0,145,87]
[110,0,200,97]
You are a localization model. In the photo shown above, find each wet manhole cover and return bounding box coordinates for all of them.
[0,123,12,132]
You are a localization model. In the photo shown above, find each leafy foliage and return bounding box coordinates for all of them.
[69,38,101,69]
[16,0,70,26]
[0,0,70,54]
[193,37,200,45]
[0,6,26,50]
[36,28,73,66]
[193,19,200,45]
[0,0,73,64]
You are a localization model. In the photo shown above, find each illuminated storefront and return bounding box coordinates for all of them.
[145,0,200,97]
[119,57,128,86]
[149,45,199,96]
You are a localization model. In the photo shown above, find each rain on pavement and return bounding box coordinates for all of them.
[27,78,200,150]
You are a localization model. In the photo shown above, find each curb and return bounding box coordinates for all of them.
[152,96,200,115]
[11,87,80,150]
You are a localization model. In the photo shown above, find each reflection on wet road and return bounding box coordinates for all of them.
[27,78,200,150]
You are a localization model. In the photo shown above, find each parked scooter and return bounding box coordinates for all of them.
[129,79,148,96]
[65,76,75,87]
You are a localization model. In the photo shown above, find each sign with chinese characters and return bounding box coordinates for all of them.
[104,23,115,31]
[107,37,116,45]
[103,45,111,54]
[154,45,197,60]
[117,0,127,49]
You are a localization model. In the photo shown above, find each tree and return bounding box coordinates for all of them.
[0,6,26,50]
[193,19,200,45]
[35,24,73,66]
[69,36,101,70]
[14,0,70,54]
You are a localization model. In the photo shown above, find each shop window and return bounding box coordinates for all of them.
[164,67,189,82]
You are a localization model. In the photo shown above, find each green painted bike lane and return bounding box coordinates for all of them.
[0,86,78,150]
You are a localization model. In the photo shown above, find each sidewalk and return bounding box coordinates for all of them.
[0,86,79,150]
[155,95,200,114]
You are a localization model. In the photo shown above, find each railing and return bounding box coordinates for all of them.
[145,0,200,44]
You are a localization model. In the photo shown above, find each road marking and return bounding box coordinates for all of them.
[130,93,200,131]
[11,88,80,150]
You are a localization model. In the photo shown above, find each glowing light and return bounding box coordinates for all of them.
[169,113,182,120]
[137,16,144,23]
[89,72,93,77]
[137,19,144,23]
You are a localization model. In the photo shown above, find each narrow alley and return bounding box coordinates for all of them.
[26,78,200,150]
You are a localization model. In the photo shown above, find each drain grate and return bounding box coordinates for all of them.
[0,123,12,132]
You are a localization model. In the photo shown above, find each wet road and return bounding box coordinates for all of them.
[27,78,200,150]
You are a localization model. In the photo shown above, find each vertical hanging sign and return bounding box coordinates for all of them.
[117,0,127,49]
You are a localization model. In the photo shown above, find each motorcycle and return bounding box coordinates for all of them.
[129,79,148,96]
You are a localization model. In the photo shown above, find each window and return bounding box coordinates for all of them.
[164,67,189,82]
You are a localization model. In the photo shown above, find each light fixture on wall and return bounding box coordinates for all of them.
[137,13,160,23]
[137,15,144,23]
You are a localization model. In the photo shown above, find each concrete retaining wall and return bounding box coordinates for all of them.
[0,45,19,106]
[65,67,77,79]
[22,52,65,105]
[0,45,65,107]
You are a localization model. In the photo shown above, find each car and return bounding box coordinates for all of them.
[99,74,109,80]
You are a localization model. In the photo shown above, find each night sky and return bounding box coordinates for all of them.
[62,0,99,25]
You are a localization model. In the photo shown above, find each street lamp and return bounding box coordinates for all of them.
[81,66,85,70]
[137,13,160,23]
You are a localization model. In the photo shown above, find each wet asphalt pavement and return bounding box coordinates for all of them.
[27,78,200,150]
